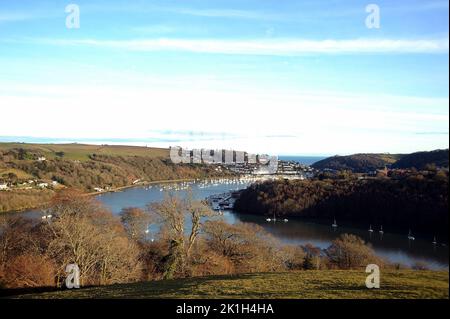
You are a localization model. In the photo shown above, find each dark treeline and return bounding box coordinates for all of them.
[392,149,449,170]
[234,172,449,238]
[311,153,400,172]
[311,149,449,172]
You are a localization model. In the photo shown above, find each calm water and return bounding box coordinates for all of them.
[21,180,449,270]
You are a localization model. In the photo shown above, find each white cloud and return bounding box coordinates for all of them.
[29,37,449,55]
[0,83,448,154]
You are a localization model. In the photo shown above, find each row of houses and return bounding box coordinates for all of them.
[0,179,59,191]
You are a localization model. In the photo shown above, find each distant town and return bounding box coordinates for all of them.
[169,146,315,179]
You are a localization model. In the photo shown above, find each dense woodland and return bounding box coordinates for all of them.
[312,149,449,172]
[312,153,400,172]
[392,149,449,170]
[234,171,449,238]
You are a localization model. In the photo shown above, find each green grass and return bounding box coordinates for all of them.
[0,142,169,161]
[13,270,449,299]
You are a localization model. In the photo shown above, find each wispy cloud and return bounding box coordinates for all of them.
[0,12,33,22]
[80,3,286,21]
[77,1,450,21]
[167,7,283,20]
[415,131,449,135]
[28,37,449,55]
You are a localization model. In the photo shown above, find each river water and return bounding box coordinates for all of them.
[20,179,449,270]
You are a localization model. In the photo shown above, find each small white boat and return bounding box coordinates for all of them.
[379,226,384,234]
[368,225,374,233]
[266,218,271,222]
[332,218,338,228]
[408,230,415,241]
[432,236,437,245]
[283,219,289,222]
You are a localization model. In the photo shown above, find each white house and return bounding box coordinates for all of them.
[38,182,49,188]
[37,157,46,162]
[0,184,9,190]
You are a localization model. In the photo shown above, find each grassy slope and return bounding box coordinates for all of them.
[0,143,169,213]
[0,143,169,161]
[15,270,449,299]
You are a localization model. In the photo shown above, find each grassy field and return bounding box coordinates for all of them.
[12,270,449,299]
[0,142,169,161]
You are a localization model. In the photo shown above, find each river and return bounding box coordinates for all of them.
[19,179,449,270]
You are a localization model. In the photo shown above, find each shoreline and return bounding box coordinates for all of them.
[0,176,234,215]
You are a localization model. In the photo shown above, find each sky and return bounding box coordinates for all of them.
[0,0,448,156]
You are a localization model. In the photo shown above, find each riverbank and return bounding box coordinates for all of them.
[0,142,237,213]
[9,270,449,299]
[0,177,208,214]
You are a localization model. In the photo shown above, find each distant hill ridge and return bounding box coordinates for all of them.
[392,149,449,170]
[312,150,449,172]
[312,153,401,172]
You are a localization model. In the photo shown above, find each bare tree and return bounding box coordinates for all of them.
[120,207,153,241]
[185,192,213,256]
[147,193,186,279]
[203,220,285,273]
[326,234,382,269]
[147,191,213,279]
[45,190,142,286]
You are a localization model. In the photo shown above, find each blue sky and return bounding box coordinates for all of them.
[0,0,448,155]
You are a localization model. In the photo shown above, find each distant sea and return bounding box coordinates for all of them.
[278,156,327,166]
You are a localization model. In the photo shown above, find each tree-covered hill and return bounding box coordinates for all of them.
[392,149,449,170]
[312,150,449,172]
[234,173,449,238]
[312,153,401,172]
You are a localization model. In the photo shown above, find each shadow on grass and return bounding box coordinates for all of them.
[1,286,62,298]
[6,273,268,299]
[0,285,102,299]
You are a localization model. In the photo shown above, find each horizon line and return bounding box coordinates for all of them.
[1,137,448,157]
